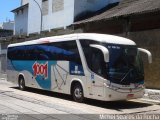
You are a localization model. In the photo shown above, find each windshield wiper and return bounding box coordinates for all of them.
[120,69,133,83]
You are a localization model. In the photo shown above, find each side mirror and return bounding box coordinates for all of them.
[90,44,109,62]
[138,48,152,63]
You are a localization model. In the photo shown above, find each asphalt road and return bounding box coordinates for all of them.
[0,80,160,120]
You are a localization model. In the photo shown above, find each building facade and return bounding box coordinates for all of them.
[0,23,2,29]
[12,0,120,35]
[21,0,29,5]
[12,4,29,35]
[2,21,14,31]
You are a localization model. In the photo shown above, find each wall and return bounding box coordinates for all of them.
[74,0,120,21]
[0,29,13,37]
[14,7,28,35]
[28,0,42,34]
[28,0,75,34]
[28,0,119,34]
[127,30,160,89]
[21,0,29,5]
[2,21,14,30]
[27,0,121,34]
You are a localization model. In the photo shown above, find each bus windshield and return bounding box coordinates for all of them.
[105,44,144,85]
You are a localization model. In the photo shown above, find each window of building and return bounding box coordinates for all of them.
[42,0,49,15]
[52,0,64,12]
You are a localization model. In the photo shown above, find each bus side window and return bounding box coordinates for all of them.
[80,39,107,78]
[90,48,106,78]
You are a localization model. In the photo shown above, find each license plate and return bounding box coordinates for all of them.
[127,94,134,99]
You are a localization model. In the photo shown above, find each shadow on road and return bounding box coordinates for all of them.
[84,99,151,111]
[11,87,152,111]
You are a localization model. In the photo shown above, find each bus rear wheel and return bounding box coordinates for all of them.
[19,77,25,91]
[72,83,84,103]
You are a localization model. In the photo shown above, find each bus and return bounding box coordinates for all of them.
[7,33,152,102]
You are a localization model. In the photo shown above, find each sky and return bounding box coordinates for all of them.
[0,0,20,23]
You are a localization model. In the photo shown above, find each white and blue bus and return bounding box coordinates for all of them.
[7,33,152,102]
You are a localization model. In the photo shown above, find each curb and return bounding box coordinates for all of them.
[145,89,160,95]
[0,78,6,81]
[141,98,160,105]
[0,74,7,81]
[130,89,160,104]
[142,89,160,104]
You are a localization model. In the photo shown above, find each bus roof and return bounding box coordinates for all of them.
[8,33,136,47]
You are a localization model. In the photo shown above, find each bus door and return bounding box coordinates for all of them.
[88,48,106,99]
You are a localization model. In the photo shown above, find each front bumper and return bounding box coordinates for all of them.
[103,83,145,101]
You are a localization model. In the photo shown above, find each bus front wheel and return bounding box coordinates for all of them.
[72,83,84,103]
[19,77,25,91]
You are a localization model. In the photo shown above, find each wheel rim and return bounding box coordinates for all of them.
[74,87,82,99]
[20,79,24,89]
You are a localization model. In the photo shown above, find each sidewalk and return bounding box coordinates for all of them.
[0,77,160,104]
[143,89,160,102]
[141,89,160,105]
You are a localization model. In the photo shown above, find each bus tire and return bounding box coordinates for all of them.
[72,83,84,103]
[18,76,25,91]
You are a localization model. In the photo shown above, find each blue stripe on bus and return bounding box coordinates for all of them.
[9,60,57,90]
[8,60,84,90]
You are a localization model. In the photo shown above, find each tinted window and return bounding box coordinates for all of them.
[7,46,26,60]
[46,41,82,64]
[80,40,107,78]
[7,41,82,64]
